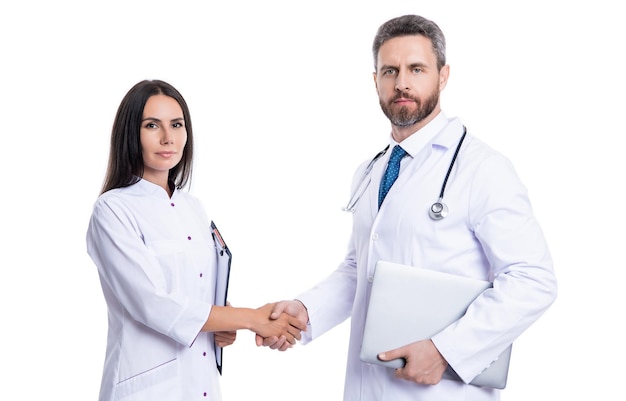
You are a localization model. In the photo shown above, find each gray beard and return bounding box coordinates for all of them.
[380,90,439,127]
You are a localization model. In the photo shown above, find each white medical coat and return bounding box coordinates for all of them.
[86,179,221,401]
[297,114,557,401]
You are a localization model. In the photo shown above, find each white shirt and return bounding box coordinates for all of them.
[297,113,558,401]
[86,179,221,401]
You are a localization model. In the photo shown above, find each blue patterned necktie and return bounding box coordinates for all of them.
[378,145,407,208]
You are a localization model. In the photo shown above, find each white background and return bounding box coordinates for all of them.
[1,1,624,400]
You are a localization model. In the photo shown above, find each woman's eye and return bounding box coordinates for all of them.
[146,122,158,129]
[173,122,184,128]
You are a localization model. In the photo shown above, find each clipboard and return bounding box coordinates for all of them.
[211,221,232,375]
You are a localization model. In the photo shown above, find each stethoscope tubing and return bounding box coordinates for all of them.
[429,127,467,220]
[344,126,467,220]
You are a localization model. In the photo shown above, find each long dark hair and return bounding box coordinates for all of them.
[100,80,194,195]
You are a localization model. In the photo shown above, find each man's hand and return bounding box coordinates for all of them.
[252,303,306,343]
[378,339,448,385]
[255,300,309,351]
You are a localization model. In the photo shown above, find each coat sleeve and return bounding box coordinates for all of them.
[296,159,372,343]
[431,152,558,383]
[86,197,212,347]
[296,236,358,343]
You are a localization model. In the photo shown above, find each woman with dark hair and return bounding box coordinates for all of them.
[99,79,195,195]
[86,80,304,401]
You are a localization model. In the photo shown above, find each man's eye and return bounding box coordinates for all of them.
[383,69,396,75]
[413,68,423,74]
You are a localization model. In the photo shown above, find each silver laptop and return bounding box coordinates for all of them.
[360,260,512,389]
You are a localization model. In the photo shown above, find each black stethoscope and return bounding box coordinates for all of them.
[343,127,467,220]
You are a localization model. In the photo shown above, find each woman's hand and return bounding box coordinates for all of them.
[255,300,309,351]
[214,330,236,347]
[252,303,306,344]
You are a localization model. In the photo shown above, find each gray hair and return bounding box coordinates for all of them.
[372,15,446,71]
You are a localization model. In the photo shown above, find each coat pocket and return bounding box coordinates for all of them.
[114,357,179,400]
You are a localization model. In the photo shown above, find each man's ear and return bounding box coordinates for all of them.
[439,64,450,91]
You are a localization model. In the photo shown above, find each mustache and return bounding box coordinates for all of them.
[392,91,419,103]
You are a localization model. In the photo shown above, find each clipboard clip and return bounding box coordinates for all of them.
[211,221,228,256]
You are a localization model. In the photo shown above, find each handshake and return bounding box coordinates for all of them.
[214,300,309,351]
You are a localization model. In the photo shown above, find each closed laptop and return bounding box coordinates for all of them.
[360,260,512,389]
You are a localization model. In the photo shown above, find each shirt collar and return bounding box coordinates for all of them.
[390,112,448,158]
[132,177,179,199]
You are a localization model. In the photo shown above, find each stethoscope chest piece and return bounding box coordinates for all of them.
[427,126,467,221]
[429,201,448,220]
